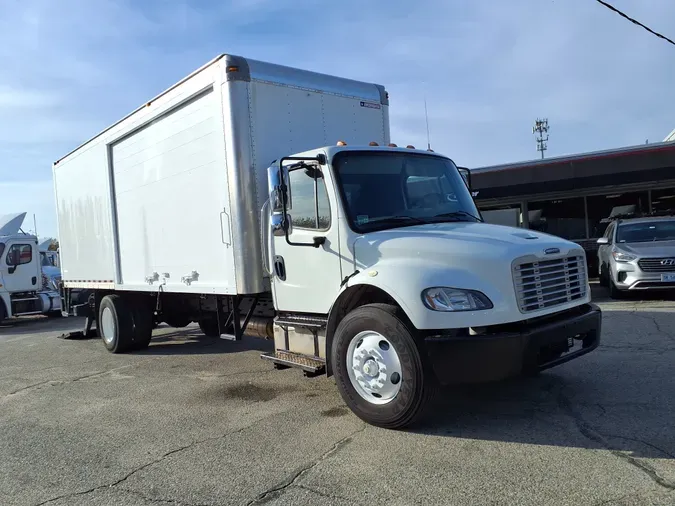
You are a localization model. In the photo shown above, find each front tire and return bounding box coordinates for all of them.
[331,303,436,429]
[608,273,624,299]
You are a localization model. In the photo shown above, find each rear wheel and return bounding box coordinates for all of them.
[98,295,134,353]
[331,303,436,429]
[130,305,154,350]
[0,301,6,325]
[164,313,192,328]
[198,314,228,337]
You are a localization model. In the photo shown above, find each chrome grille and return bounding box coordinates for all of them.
[513,255,587,313]
[637,258,675,272]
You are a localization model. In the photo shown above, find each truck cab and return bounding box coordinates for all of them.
[0,213,62,323]
[262,143,601,427]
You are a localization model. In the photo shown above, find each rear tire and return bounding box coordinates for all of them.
[130,305,154,350]
[164,314,192,328]
[331,303,437,429]
[0,301,6,325]
[199,314,226,337]
[98,295,134,353]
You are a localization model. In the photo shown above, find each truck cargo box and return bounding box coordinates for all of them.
[53,54,390,295]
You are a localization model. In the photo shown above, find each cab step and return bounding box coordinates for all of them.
[261,350,326,377]
[274,314,327,329]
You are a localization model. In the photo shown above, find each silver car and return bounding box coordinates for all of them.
[597,216,675,298]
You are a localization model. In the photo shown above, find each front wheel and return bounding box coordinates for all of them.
[608,276,624,299]
[331,303,436,429]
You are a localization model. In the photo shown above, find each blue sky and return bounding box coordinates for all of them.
[1,0,674,238]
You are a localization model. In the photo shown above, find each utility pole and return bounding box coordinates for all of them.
[532,118,549,159]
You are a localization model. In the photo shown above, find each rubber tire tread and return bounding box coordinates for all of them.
[331,303,437,430]
[98,295,134,353]
[131,305,154,350]
[199,315,225,337]
[0,300,6,325]
[608,276,623,299]
[598,263,608,287]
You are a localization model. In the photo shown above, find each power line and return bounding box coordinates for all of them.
[594,0,675,47]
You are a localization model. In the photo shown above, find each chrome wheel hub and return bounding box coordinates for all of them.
[346,331,403,405]
[100,306,116,345]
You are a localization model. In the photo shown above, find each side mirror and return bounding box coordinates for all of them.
[596,237,609,245]
[271,214,292,237]
[458,166,471,190]
[267,165,291,213]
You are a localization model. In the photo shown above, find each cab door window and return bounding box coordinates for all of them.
[288,167,331,230]
[6,244,32,266]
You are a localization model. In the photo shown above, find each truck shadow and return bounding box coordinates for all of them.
[410,309,675,461]
[135,327,274,356]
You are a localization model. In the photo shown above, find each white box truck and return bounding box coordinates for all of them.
[0,212,63,323]
[53,54,601,429]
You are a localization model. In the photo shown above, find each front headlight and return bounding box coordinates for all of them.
[612,249,636,263]
[422,287,493,312]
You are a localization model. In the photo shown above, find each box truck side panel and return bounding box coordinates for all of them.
[55,60,222,290]
[111,86,236,294]
[247,80,390,222]
[53,144,116,287]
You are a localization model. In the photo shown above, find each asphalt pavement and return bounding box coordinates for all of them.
[1,287,674,506]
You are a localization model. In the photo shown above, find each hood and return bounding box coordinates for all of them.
[0,212,26,237]
[354,222,582,267]
[617,240,675,258]
[42,265,61,279]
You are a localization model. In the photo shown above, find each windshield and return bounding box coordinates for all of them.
[332,151,480,232]
[40,252,55,267]
[617,220,675,243]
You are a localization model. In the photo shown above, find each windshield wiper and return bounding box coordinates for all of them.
[362,215,430,226]
[432,210,483,222]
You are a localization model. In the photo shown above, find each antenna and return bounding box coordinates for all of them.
[424,94,431,150]
[532,118,549,159]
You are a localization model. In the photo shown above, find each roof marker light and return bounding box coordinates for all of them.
[406,145,415,149]
[369,141,379,146]
[388,143,398,147]
[337,140,347,146]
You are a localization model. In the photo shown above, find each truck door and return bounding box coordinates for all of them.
[1,241,38,293]
[271,165,342,314]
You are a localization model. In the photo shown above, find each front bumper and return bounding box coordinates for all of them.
[423,303,602,385]
[613,260,675,290]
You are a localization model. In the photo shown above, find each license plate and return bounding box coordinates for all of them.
[661,274,675,282]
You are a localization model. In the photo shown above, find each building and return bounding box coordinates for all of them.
[470,141,675,272]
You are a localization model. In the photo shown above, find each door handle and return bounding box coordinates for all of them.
[274,256,286,281]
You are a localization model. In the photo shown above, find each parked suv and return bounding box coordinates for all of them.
[597,216,675,298]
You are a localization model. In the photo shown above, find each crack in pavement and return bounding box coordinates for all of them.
[2,365,136,401]
[557,392,675,491]
[245,424,367,505]
[627,312,675,343]
[116,487,215,506]
[32,419,267,506]
[603,434,675,459]
[296,484,366,506]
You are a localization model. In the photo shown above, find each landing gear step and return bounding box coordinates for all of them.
[261,350,325,377]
